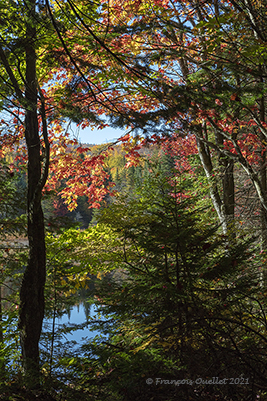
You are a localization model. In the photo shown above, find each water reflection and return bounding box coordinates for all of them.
[44,303,101,345]
[41,300,104,373]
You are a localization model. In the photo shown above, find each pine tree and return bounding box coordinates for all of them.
[88,161,263,400]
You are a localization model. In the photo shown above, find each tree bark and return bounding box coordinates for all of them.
[258,69,267,283]
[195,129,225,230]
[216,130,235,241]
[17,0,46,387]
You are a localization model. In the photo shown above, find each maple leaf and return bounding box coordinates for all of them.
[230,93,241,101]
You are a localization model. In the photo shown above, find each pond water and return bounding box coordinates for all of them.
[41,301,106,357]
[49,303,101,344]
[39,302,107,374]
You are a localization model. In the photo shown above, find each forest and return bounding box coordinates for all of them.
[1,0,267,400]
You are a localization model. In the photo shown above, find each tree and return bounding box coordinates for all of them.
[47,0,267,249]
[0,0,120,384]
[2,0,267,387]
[82,162,264,400]
[0,0,51,383]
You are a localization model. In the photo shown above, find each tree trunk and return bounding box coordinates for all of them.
[260,134,267,283]
[216,130,235,241]
[177,8,235,238]
[259,71,267,283]
[195,127,227,233]
[18,0,46,387]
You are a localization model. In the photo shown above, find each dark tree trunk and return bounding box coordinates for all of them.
[18,0,46,386]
